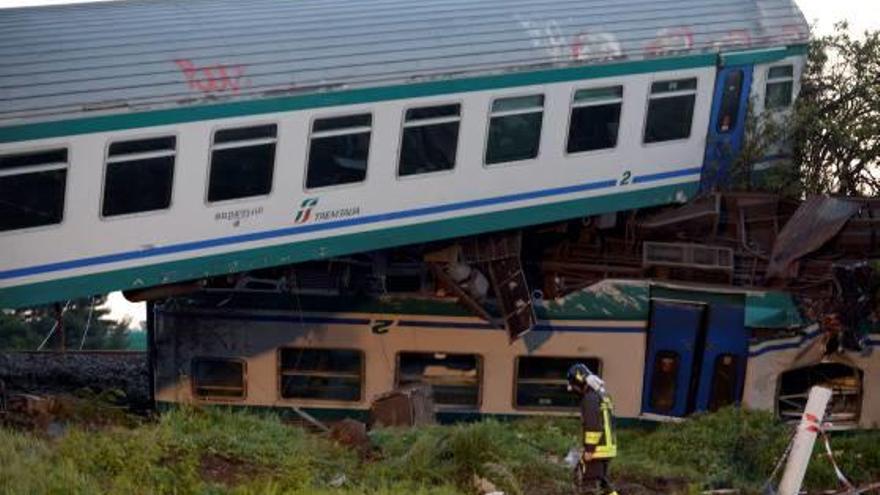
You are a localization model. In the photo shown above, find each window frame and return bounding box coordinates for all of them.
[303,111,373,192]
[642,77,699,146]
[190,356,248,402]
[394,350,483,410]
[0,145,70,235]
[707,353,739,411]
[648,350,681,413]
[483,92,546,168]
[764,64,795,111]
[395,100,463,180]
[99,133,178,221]
[564,84,625,157]
[276,347,366,403]
[776,362,863,425]
[511,355,603,412]
[204,121,278,205]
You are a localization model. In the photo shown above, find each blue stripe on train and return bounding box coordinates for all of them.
[1,168,700,281]
[632,167,702,184]
[745,328,879,357]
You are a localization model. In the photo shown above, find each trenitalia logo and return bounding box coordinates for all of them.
[294,198,318,224]
[294,197,362,224]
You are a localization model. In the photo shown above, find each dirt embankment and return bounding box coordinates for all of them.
[0,351,149,409]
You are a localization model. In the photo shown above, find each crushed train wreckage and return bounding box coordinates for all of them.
[139,192,880,428]
[550,192,880,352]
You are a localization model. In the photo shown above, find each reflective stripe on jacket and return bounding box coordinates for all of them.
[581,393,617,460]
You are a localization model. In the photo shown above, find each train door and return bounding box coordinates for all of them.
[701,65,753,190]
[694,303,748,412]
[642,300,703,417]
[642,299,748,417]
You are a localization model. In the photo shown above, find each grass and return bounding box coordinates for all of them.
[617,408,880,493]
[1,406,878,495]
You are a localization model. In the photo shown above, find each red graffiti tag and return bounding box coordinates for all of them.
[720,29,752,49]
[174,59,247,94]
[644,27,695,57]
[779,24,808,44]
[570,31,623,62]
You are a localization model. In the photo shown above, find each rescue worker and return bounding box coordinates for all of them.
[567,363,619,495]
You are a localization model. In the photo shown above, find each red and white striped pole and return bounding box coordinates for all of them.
[777,386,833,495]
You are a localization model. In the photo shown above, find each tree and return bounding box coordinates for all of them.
[792,23,880,196]
[0,296,131,351]
[728,24,880,197]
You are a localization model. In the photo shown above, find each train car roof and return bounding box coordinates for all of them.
[0,0,809,128]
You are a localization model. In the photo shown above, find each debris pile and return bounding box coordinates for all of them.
[369,382,435,429]
[540,193,880,351]
[150,192,879,349]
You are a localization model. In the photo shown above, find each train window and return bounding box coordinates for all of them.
[191,357,246,400]
[208,124,276,202]
[644,78,697,143]
[397,352,480,408]
[766,65,794,110]
[649,351,680,413]
[306,114,371,189]
[0,148,67,232]
[778,362,862,425]
[708,354,738,411]
[515,356,601,409]
[399,104,460,176]
[485,95,544,165]
[567,86,623,153]
[716,71,744,133]
[279,348,362,401]
[102,136,175,217]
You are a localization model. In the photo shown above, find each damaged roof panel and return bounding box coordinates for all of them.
[766,196,863,281]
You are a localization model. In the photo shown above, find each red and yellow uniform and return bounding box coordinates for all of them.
[577,388,619,495]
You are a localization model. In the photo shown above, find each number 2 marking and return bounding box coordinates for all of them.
[370,319,395,334]
[619,170,632,186]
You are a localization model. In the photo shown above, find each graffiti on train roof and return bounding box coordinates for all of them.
[0,0,809,124]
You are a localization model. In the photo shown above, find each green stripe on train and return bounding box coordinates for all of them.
[162,281,805,328]
[0,46,806,144]
[0,181,697,308]
[720,45,808,66]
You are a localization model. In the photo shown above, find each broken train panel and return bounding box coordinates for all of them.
[148,277,880,428]
[745,327,880,430]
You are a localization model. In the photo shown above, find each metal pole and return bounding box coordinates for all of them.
[777,386,833,495]
[37,300,71,351]
[146,300,156,410]
[78,296,95,350]
[56,302,65,352]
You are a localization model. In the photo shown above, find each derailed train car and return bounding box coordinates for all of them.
[152,276,879,429]
[1,0,809,308]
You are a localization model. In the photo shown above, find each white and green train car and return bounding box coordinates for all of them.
[152,280,880,428]
[1,0,809,308]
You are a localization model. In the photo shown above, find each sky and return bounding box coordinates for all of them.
[1,0,878,326]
